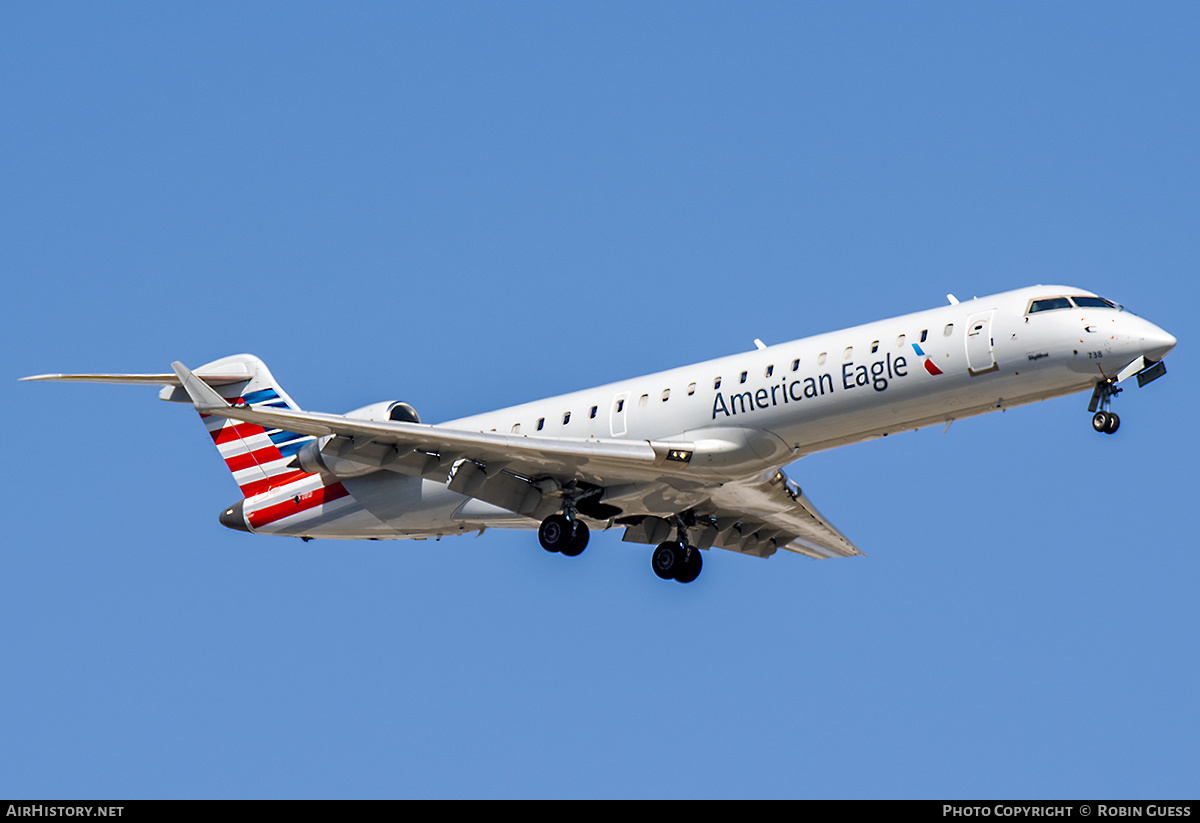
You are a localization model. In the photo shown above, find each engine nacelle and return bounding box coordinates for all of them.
[294,401,422,477]
[294,435,378,478]
[344,401,421,424]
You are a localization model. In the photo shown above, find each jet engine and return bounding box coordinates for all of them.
[344,401,421,424]
[292,401,421,477]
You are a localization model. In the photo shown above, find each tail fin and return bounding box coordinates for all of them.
[164,354,317,499]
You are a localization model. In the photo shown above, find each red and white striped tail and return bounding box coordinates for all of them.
[192,354,317,499]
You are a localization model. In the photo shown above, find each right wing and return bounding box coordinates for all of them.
[702,470,861,559]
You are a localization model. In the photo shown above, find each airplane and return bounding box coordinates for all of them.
[22,285,1175,584]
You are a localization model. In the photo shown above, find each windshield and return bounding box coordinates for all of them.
[1028,297,1072,313]
[1027,295,1129,315]
[1070,296,1118,309]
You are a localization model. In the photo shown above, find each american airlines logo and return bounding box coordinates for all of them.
[911,343,944,375]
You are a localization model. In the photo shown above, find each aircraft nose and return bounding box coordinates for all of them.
[1142,324,1176,362]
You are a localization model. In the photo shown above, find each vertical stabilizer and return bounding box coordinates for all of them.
[169,354,317,498]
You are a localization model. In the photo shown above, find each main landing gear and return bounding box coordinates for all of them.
[1087,379,1121,435]
[651,540,703,584]
[538,513,589,557]
[537,512,704,583]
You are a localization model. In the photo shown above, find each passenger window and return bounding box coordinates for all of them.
[896,334,906,347]
[639,394,648,407]
[943,324,954,336]
[818,352,827,365]
[590,405,598,419]
[714,377,722,390]
[661,389,670,401]
[687,383,696,396]
[871,341,879,353]
[920,330,928,343]
[765,365,774,378]
[739,371,748,383]
[511,423,521,434]
[562,412,571,425]
[843,346,853,361]
[537,418,545,431]
[616,399,624,413]
[791,358,800,371]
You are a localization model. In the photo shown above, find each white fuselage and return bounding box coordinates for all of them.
[248,285,1175,539]
[449,284,1165,458]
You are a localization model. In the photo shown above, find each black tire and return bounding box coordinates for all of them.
[538,514,575,553]
[652,541,681,580]
[1104,412,1120,434]
[674,546,703,584]
[560,521,589,557]
[1092,411,1110,433]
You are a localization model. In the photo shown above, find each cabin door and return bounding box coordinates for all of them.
[965,310,999,375]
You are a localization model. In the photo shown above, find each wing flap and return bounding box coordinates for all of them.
[701,470,861,560]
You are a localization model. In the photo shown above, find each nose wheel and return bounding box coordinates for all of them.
[1087,379,1122,435]
[1092,410,1120,434]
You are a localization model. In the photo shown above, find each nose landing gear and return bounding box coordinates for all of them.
[1092,410,1120,434]
[1087,379,1121,435]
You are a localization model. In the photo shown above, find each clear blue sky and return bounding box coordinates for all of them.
[2,2,1197,799]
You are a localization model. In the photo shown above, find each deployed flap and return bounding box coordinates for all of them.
[700,469,861,560]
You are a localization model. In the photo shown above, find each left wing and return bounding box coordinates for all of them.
[168,362,691,487]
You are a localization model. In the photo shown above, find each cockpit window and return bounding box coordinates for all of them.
[1070,296,1117,309]
[1028,297,1072,313]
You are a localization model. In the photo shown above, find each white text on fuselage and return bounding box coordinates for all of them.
[712,353,909,420]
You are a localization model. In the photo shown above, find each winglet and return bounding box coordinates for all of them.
[170,361,229,412]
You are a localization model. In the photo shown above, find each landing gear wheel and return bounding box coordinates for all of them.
[538,514,575,553]
[1104,412,1120,434]
[674,546,703,584]
[1092,411,1110,433]
[560,521,589,557]
[652,541,682,580]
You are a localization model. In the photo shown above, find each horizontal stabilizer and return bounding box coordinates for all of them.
[20,371,250,387]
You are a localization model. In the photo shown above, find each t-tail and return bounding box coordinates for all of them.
[22,354,331,533]
[159,354,317,501]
